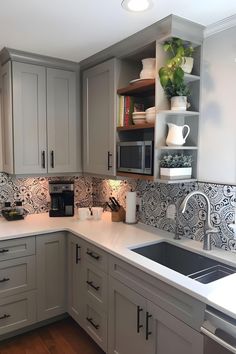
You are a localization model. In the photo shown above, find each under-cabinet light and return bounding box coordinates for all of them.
[121,0,153,12]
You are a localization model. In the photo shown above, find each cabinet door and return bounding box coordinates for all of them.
[147,300,203,354]
[67,233,84,325]
[47,68,77,173]
[12,62,47,174]
[108,277,149,354]
[83,59,116,176]
[1,61,14,173]
[36,232,66,321]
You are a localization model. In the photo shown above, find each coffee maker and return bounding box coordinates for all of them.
[49,181,74,217]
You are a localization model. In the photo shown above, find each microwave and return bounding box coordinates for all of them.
[117,141,153,175]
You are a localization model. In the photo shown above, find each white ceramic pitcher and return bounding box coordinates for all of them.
[166,123,190,146]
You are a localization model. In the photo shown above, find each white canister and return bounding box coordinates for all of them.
[78,207,90,220]
[125,191,137,224]
[92,207,103,220]
[171,96,188,111]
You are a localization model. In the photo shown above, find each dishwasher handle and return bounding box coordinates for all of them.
[201,326,236,354]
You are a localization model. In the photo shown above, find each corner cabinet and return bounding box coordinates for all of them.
[0,59,80,174]
[82,59,117,176]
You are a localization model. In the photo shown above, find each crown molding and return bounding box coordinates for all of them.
[204,14,236,38]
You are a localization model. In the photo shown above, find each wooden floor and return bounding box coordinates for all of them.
[0,318,105,354]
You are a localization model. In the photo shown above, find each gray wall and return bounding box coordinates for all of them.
[198,25,236,184]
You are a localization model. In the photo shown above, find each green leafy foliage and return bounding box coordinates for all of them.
[160,153,193,168]
[159,37,194,99]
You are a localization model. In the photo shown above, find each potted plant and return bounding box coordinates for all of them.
[159,153,193,179]
[163,37,194,74]
[159,37,193,111]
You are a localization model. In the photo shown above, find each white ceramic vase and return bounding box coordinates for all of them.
[166,123,190,146]
[171,96,189,111]
[140,58,156,79]
[180,57,194,74]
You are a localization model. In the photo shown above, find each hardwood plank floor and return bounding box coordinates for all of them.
[0,318,105,354]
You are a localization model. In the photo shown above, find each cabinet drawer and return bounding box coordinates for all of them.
[0,291,36,335]
[0,237,35,261]
[84,242,108,272]
[109,255,205,330]
[84,301,107,352]
[84,262,107,311]
[0,256,36,298]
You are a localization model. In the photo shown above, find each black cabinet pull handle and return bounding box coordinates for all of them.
[86,280,100,291]
[76,244,81,264]
[145,312,152,340]
[41,150,46,169]
[0,249,9,254]
[107,151,112,170]
[86,317,99,330]
[0,277,10,283]
[86,250,100,260]
[0,314,10,320]
[51,150,54,168]
[137,306,143,333]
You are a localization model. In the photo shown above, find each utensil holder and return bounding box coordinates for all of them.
[111,207,125,222]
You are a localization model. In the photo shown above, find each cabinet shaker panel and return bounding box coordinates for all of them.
[12,62,47,174]
[47,68,77,173]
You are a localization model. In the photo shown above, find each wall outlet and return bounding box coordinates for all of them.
[166,204,176,220]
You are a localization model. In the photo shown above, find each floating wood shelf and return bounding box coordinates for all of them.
[117,79,155,96]
[117,123,155,131]
[155,177,197,184]
[116,172,154,181]
[157,110,199,116]
[159,146,198,150]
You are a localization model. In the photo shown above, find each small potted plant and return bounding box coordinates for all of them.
[159,37,193,111]
[159,153,193,179]
[163,37,194,74]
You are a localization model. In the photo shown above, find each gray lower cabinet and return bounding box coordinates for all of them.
[108,277,204,354]
[36,232,66,321]
[67,233,108,352]
[67,233,84,325]
[0,237,37,336]
[83,58,117,176]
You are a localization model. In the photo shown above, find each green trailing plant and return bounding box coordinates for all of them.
[160,153,193,168]
[158,37,194,99]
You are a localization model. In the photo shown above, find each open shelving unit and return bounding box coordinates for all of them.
[115,34,202,183]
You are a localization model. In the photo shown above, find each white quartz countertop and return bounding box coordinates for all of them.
[0,212,236,319]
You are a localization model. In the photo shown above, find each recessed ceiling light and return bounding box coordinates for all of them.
[121,0,153,12]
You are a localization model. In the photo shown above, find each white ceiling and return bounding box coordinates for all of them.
[0,0,236,62]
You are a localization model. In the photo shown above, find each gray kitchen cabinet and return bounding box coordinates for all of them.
[0,59,79,174]
[67,233,84,326]
[108,277,150,354]
[108,276,203,354]
[36,232,66,321]
[47,68,77,173]
[147,300,204,354]
[82,58,117,176]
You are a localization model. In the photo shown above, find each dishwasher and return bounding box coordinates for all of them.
[201,306,236,354]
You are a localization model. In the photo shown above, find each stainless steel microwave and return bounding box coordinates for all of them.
[117,141,153,175]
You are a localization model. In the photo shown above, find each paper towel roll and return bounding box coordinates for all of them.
[125,191,137,223]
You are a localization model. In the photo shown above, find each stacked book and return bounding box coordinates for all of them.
[118,96,144,127]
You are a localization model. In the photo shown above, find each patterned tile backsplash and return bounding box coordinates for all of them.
[0,172,235,251]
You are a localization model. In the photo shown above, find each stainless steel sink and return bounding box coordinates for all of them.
[131,242,235,284]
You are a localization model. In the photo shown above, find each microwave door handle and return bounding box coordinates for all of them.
[141,144,145,173]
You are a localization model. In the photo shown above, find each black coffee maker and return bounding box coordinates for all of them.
[49,181,74,217]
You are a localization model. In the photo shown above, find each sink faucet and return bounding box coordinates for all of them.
[179,191,218,251]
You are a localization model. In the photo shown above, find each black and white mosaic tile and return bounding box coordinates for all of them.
[0,172,235,251]
[92,178,236,251]
[0,173,93,214]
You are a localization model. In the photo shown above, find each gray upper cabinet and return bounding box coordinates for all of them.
[12,62,47,174]
[0,59,79,174]
[83,59,117,176]
[47,68,77,173]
